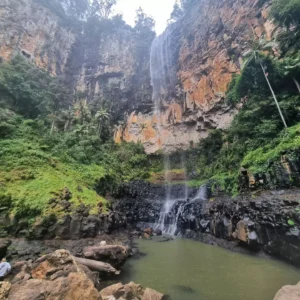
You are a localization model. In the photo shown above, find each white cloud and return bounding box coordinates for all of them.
[114,0,176,35]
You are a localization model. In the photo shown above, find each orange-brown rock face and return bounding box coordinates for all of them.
[115,0,274,153]
[0,0,153,128]
[0,0,75,75]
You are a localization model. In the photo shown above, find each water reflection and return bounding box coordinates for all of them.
[120,238,300,300]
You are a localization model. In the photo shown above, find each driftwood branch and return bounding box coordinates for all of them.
[74,257,120,275]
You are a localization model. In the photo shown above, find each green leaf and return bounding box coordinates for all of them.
[288,219,295,226]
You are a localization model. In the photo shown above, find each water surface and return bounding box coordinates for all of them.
[121,237,300,300]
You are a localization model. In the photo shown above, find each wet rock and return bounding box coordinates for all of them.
[156,236,174,243]
[154,229,162,236]
[99,282,166,300]
[143,228,153,236]
[0,239,11,260]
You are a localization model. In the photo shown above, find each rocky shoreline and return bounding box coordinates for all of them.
[0,181,300,299]
[0,247,167,300]
[114,181,300,266]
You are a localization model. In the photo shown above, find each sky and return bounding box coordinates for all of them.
[114,0,176,34]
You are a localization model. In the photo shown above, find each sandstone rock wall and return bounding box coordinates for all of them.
[0,0,153,122]
[0,0,276,153]
[0,0,75,75]
[115,0,275,153]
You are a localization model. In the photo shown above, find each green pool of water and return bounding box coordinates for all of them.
[120,237,300,300]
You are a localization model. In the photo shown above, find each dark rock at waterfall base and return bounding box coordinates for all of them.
[5,230,132,263]
[27,211,127,240]
[173,285,196,294]
[154,229,162,236]
[156,236,174,243]
[114,184,300,266]
[0,239,11,259]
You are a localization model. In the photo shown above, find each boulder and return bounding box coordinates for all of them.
[273,281,300,300]
[235,220,248,243]
[144,228,153,236]
[99,282,165,300]
[83,245,128,268]
[154,229,162,236]
[0,281,11,299]
[8,273,100,300]
[6,249,101,300]
[0,240,11,260]
[142,288,165,300]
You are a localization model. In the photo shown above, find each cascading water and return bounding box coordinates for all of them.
[150,28,190,235]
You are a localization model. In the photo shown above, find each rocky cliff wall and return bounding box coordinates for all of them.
[0,0,275,154]
[0,0,153,122]
[114,183,300,266]
[115,0,275,153]
[0,0,75,75]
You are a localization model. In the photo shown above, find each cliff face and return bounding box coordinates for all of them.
[0,0,153,122]
[0,0,75,75]
[0,0,275,154]
[115,0,275,153]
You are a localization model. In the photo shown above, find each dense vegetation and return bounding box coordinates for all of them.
[183,0,300,193]
[1,0,300,237]
[0,56,151,228]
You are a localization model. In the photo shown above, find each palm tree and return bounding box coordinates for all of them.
[60,107,75,132]
[243,38,288,128]
[95,108,110,136]
[49,112,57,135]
[75,100,91,125]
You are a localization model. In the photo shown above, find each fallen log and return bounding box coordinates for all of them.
[83,245,128,268]
[74,257,120,275]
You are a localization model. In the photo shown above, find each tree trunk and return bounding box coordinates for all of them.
[293,77,300,94]
[50,120,55,135]
[64,120,69,132]
[260,62,288,128]
[74,257,120,274]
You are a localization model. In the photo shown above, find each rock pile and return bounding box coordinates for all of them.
[0,249,167,300]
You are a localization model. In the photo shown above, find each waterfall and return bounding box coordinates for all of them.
[150,29,189,235]
[192,184,209,201]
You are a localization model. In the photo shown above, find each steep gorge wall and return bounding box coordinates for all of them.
[0,0,75,75]
[0,0,153,121]
[0,0,275,154]
[115,0,275,153]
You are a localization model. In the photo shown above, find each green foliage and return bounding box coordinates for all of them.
[0,58,152,225]
[134,7,156,36]
[242,123,300,172]
[169,1,184,23]
[0,56,70,118]
[227,56,283,104]
[288,219,296,226]
[270,0,300,54]
[270,0,300,28]
[187,90,300,194]
[89,0,117,19]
